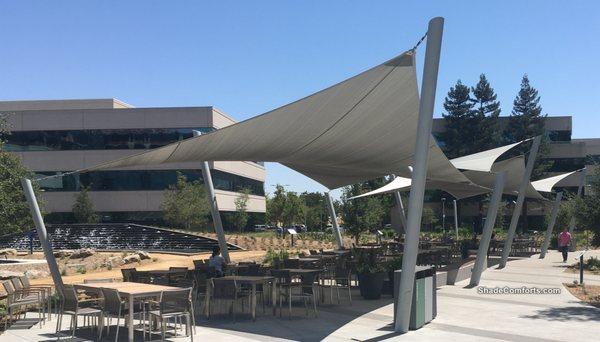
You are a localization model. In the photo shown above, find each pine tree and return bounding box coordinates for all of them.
[72,186,99,223]
[505,75,553,179]
[471,74,502,149]
[441,80,476,158]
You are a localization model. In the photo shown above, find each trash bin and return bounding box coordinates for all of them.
[393,265,436,330]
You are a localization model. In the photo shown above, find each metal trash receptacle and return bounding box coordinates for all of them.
[393,265,436,330]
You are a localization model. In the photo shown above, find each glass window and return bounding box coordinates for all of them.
[4,127,214,151]
[35,169,265,196]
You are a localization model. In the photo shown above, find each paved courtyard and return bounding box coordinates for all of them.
[2,250,599,341]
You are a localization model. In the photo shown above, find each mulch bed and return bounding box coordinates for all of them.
[564,283,600,308]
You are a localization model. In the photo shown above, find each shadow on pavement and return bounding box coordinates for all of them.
[522,305,600,322]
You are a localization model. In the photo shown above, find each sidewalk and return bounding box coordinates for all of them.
[2,250,599,341]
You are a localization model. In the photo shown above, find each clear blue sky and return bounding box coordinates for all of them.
[1,1,599,197]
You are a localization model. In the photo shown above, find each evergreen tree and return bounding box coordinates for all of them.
[0,114,44,235]
[471,74,502,149]
[72,186,99,223]
[505,75,553,179]
[441,80,476,158]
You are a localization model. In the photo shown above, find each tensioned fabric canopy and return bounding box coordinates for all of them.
[531,170,580,193]
[462,156,546,200]
[450,139,530,171]
[350,139,535,200]
[77,51,478,190]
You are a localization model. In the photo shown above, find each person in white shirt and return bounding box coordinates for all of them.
[208,246,226,276]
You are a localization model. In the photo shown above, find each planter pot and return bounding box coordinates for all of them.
[358,272,385,299]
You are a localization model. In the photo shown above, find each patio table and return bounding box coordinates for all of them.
[75,281,181,342]
[204,275,276,321]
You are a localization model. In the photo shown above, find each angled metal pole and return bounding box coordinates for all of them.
[499,135,541,268]
[325,191,344,249]
[391,175,407,235]
[453,199,459,240]
[21,178,64,291]
[540,191,563,259]
[193,130,230,263]
[395,16,444,334]
[470,171,506,286]
[568,168,586,235]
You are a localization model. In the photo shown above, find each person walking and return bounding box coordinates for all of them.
[558,228,572,263]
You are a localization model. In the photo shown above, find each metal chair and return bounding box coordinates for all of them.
[56,284,103,338]
[168,267,189,286]
[100,287,147,342]
[17,275,54,318]
[121,268,136,282]
[10,277,49,320]
[2,280,44,330]
[148,288,195,341]
[210,278,249,322]
[270,269,302,319]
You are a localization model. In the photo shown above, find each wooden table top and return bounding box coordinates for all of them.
[280,268,323,274]
[216,275,274,284]
[75,281,182,295]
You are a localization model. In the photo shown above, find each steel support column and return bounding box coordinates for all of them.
[453,199,459,240]
[469,171,506,286]
[568,168,586,235]
[395,17,444,333]
[499,135,541,268]
[540,191,563,259]
[326,191,344,249]
[193,130,230,262]
[21,178,64,291]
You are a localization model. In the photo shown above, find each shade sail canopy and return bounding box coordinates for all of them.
[349,174,489,200]
[450,139,529,172]
[78,51,475,190]
[532,170,580,193]
[462,156,546,200]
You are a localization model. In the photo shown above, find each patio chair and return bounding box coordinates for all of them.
[191,271,208,311]
[10,277,49,320]
[99,287,147,342]
[121,268,136,282]
[148,288,195,341]
[283,258,300,269]
[168,267,190,286]
[332,266,353,305]
[210,278,249,322]
[270,269,303,319]
[56,284,103,338]
[299,271,320,317]
[2,280,44,330]
[18,275,54,317]
[192,259,206,269]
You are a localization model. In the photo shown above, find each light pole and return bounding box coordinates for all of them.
[441,197,446,236]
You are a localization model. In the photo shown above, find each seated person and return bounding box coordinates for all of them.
[208,246,226,277]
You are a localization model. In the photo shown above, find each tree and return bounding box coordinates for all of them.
[505,75,553,179]
[574,166,600,246]
[281,191,305,227]
[72,186,99,223]
[232,188,250,232]
[266,184,287,226]
[421,207,439,231]
[441,80,476,158]
[162,173,210,231]
[340,184,385,244]
[300,192,328,231]
[471,74,502,150]
[0,114,44,236]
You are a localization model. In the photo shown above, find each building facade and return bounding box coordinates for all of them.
[427,115,600,230]
[1,99,266,229]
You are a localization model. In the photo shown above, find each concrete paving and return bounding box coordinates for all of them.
[2,249,599,341]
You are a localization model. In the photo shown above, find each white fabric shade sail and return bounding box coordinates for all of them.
[450,139,529,171]
[78,51,478,190]
[462,156,546,200]
[350,140,547,200]
[532,170,580,193]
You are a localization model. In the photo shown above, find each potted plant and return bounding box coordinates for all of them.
[355,250,386,299]
[386,256,403,297]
